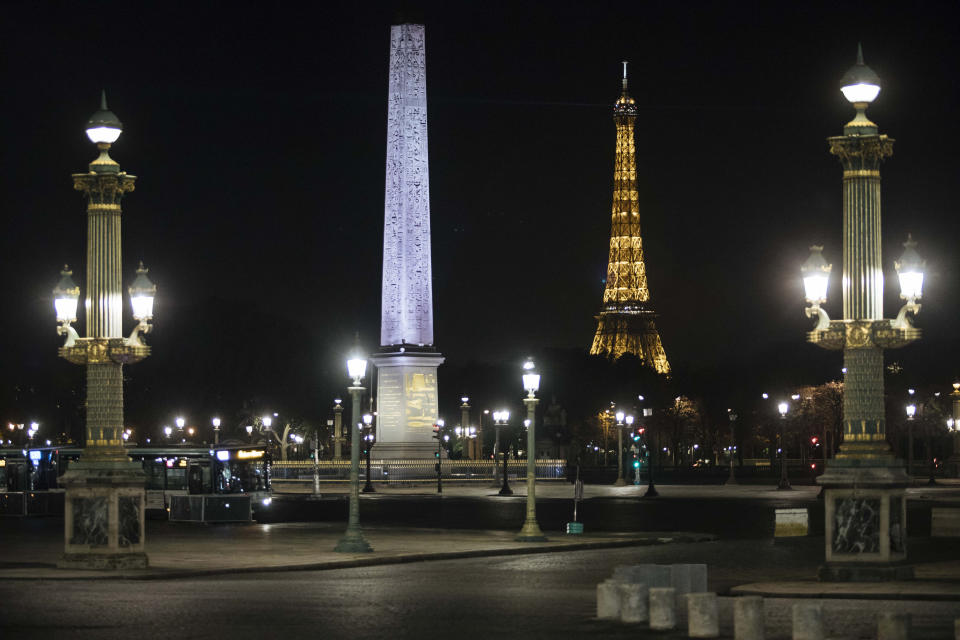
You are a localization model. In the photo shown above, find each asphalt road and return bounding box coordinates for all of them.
[2,541,958,640]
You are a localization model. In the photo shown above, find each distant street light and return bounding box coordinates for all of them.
[727,410,738,485]
[212,417,221,445]
[906,403,916,477]
[777,402,792,490]
[334,346,373,553]
[516,358,545,542]
[362,413,375,493]
[613,410,627,487]
[494,410,512,496]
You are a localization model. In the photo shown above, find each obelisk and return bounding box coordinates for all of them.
[370,23,444,459]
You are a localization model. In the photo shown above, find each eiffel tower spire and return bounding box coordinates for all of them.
[589,62,671,376]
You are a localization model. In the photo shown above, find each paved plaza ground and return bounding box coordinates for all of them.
[1,481,958,638]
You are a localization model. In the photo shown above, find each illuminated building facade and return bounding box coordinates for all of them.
[371,23,444,459]
[589,63,671,375]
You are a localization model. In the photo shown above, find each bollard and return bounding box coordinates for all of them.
[792,602,823,640]
[596,580,621,619]
[618,583,649,623]
[649,587,677,631]
[877,612,911,640]
[687,592,719,638]
[733,596,765,640]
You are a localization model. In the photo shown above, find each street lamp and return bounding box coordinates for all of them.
[245,425,253,442]
[212,417,221,445]
[777,402,791,490]
[176,417,185,431]
[362,413,375,493]
[164,425,173,441]
[727,409,738,485]
[905,403,916,477]
[335,347,372,553]
[54,92,150,569]
[516,358,545,542]
[613,410,627,486]
[494,410,512,496]
[805,46,918,578]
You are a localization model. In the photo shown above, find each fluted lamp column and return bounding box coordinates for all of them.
[516,358,546,542]
[55,93,154,570]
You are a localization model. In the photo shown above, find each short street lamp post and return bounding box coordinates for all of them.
[212,417,221,445]
[433,419,447,494]
[614,411,627,486]
[494,411,512,496]
[333,399,344,460]
[905,402,916,477]
[949,383,960,477]
[334,351,373,553]
[516,359,546,542]
[804,47,921,579]
[727,410,738,485]
[777,402,792,490]
[54,94,154,570]
[362,413,375,493]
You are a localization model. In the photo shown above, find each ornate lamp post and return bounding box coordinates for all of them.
[212,417,221,445]
[948,383,960,477]
[494,410,512,496]
[460,397,472,459]
[727,409,738,485]
[333,399,344,460]
[777,402,792,490]
[362,413,375,493]
[516,358,546,541]
[804,47,920,580]
[613,410,627,486]
[334,350,373,553]
[54,93,153,569]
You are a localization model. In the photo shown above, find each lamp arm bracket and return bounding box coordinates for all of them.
[893,302,921,329]
[58,323,80,348]
[124,320,153,347]
[805,305,831,332]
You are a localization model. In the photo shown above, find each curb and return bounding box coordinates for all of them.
[0,533,715,581]
[731,583,960,601]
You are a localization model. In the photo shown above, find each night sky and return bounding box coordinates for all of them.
[2,1,959,433]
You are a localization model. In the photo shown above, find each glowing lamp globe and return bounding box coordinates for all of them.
[895,235,925,302]
[905,404,916,419]
[615,411,625,423]
[347,356,367,383]
[625,415,634,426]
[778,402,789,417]
[801,245,832,304]
[128,262,156,321]
[85,91,123,144]
[522,358,540,394]
[840,45,881,104]
[53,266,80,324]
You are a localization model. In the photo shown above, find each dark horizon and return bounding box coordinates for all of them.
[1,1,958,437]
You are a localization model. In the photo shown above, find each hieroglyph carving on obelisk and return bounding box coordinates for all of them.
[381,23,433,348]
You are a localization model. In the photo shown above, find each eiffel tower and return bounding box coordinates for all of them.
[589,62,671,376]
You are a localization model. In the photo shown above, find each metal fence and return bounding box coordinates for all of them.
[271,459,567,484]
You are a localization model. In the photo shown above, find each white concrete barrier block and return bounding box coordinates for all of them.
[775,508,809,537]
[618,582,649,624]
[792,602,823,640]
[877,612,911,640]
[596,580,621,619]
[687,592,719,638]
[733,596,765,640]
[649,587,677,631]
